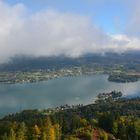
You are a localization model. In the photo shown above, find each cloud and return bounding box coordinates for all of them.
[0,1,25,62]
[125,0,140,37]
[0,0,139,63]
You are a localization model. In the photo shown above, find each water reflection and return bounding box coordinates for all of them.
[0,75,140,117]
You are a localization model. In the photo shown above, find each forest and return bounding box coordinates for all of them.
[0,91,139,140]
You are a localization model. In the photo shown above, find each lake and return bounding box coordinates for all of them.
[0,74,140,117]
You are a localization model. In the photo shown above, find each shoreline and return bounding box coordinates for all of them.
[0,69,140,85]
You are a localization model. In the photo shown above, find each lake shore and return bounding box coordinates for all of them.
[0,68,140,84]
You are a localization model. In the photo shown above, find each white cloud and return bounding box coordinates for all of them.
[125,0,140,37]
[0,1,139,63]
[110,35,140,52]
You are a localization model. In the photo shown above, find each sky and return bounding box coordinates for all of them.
[0,0,140,63]
[5,0,130,33]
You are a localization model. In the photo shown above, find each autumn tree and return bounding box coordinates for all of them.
[32,125,41,140]
[9,128,16,140]
[17,122,27,140]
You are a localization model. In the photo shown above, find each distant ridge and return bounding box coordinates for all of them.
[0,52,140,72]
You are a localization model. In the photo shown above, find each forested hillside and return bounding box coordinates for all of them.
[0,52,140,72]
[0,91,140,140]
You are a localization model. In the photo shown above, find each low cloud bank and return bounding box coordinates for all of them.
[0,1,140,63]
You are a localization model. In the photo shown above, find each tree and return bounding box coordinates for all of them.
[45,117,53,140]
[96,91,122,103]
[32,125,41,140]
[80,118,88,127]
[2,133,8,140]
[9,128,16,140]
[117,118,127,140]
[98,113,114,133]
[127,122,137,140]
[40,131,47,140]
[103,131,108,140]
[71,115,81,132]
[50,127,55,140]
[17,122,27,140]
[135,119,140,140]
[54,124,61,140]
[112,122,118,136]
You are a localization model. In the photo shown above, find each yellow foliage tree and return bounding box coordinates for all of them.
[32,125,41,140]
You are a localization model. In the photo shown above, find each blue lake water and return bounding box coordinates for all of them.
[0,74,140,117]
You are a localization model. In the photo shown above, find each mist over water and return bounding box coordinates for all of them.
[0,74,140,117]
